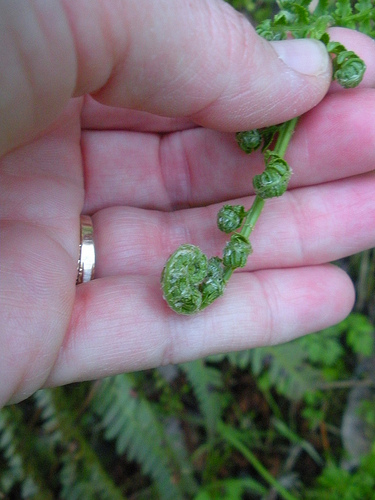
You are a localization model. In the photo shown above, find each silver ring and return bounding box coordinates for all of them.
[76,215,96,284]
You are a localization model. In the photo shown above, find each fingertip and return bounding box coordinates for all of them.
[332,264,356,318]
[270,38,331,78]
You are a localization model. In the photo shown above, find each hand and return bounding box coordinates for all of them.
[1,1,375,407]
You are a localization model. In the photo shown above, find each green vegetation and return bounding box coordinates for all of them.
[1,304,374,498]
[1,1,374,499]
[161,0,370,315]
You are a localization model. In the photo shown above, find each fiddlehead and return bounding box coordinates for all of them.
[161,0,369,315]
[223,234,252,270]
[253,152,291,199]
[217,205,246,233]
[161,245,225,315]
[236,130,262,154]
[326,41,366,88]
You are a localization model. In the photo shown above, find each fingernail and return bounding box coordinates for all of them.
[270,38,330,76]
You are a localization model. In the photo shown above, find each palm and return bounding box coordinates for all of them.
[2,85,375,407]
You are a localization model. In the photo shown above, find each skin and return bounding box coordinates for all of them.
[0,0,375,407]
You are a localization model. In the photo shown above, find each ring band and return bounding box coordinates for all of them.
[76,215,96,284]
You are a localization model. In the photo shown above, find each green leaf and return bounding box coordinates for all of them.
[195,478,267,500]
[301,329,344,366]
[335,0,353,18]
[92,374,193,500]
[34,388,124,500]
[180,360,223,438]
[313,0,329,17]
[355,0,373,13]
[0,404,55,499]
[305,446,375,499]
[251,342,323,400]
[346,313,374,356]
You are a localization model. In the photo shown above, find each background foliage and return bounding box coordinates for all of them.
[1,1,375,499]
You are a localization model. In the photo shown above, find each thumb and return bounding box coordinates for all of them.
[82,0,332,130]
[0,0,332,156]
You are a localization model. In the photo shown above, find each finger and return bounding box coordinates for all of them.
[71,0,331,128]
[45,264,355,387]
[79,28,375,132]
[81,89,375,213]
[92,170,375,277]
[0,0,332,157]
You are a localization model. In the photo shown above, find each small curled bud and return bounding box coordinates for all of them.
[326,41,366,89]
[223,234,252,270]
[334,58,366,89]
[217,205,246,233]
[236,130,262,154]
[253,153,291,199]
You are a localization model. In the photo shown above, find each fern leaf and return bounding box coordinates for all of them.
[313,0,329,16]
[180,359,224,438]
[335,0,353,17]
[213,341,323,400]
[92,374,191,500]
[260,343,322,399]
[0,405,54,499]
[34,388,124,500]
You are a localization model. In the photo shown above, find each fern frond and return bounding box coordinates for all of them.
[210,341,323,400]
[252,343,323,399]
[92,373,189,500]
[34,388,124,500]
[180,359,224,437]
[0,405,54,499]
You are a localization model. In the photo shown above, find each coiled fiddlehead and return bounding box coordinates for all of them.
[223,234,252,270]
[161,0,368,315]
[253,152,291,199]
[161,245,225,315]
[236,130,262,154]
[217,205,246,233]
[326,41,366,88]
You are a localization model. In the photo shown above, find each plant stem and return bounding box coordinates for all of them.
[223,195,264,282]
[218,421,299,500]
[241,195,265,240]
[273,117,298,158]
[241,118,298,242]
[223,117,298,284]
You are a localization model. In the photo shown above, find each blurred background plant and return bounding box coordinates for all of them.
[1,1,375,498]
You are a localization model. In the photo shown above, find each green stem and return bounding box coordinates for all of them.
[223,264,234,283]
[223,117,298,284]
[223,195,264,282]
[241,195,265,240]
[273,117,298,158]
[218,422,299,500]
